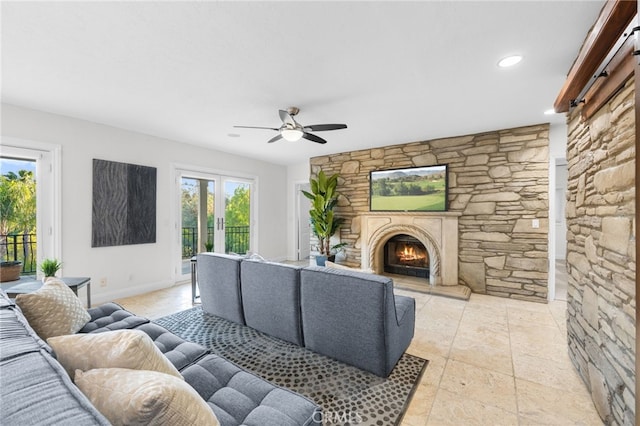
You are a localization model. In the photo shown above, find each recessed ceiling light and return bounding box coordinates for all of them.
[498,55,523,68]
[227,133,241,138]
[544,109,556,115]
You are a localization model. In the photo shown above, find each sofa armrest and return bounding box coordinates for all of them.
[394,295,415,325]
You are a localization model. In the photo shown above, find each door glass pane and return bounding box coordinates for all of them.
[181,177,199,275]
[224,180,250,255]
[0,157,37,276]
[181,177,217,275]
[206,181,215,252]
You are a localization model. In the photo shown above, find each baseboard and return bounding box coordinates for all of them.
[90,280,174,306]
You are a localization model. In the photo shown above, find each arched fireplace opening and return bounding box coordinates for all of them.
[383,234,429,279]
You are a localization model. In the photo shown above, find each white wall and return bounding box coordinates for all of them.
[1,104,288,304]
[286,161,310,261]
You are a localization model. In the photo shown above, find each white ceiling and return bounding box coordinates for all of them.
[2,1,604,166]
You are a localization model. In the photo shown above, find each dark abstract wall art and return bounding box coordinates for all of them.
[92,159,157,247]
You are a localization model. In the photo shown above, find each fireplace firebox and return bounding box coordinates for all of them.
[383,234,429,279]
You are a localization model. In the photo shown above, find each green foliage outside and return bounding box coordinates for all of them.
[181,179,250,256]
[0,170,36,266]
[225,186,250,227]
[181,180,250,228]
[181,179,213,229]
[0,170,36,236]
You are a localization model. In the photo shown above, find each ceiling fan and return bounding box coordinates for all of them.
[234,107,347,144]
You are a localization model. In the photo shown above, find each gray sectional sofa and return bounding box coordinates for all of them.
[0,290,320,426]
[196,253,416,377]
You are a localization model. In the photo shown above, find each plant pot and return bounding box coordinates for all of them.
[315,255,336,267]
[0,261,22,282]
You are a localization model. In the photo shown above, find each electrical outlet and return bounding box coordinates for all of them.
[532,219,540,229]
[99,277,107,287]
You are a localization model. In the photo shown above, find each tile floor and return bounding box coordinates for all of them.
[114,270,602,425]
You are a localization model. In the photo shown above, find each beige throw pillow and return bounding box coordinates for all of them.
[15,278,91,340]
[75,368,219,426]
[47,329,182,380]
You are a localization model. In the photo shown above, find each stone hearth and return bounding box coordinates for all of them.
[360,212,461,286]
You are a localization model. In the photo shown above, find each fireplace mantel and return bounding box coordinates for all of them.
[360,212,461,286]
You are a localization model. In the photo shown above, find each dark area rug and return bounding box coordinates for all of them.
[155,306,428,426]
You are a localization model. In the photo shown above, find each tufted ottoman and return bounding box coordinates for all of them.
[80,302,149,332]
[182,354,320,426]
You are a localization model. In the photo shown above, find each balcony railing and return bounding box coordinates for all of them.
[0,233,37,274]
[182,226,250,258]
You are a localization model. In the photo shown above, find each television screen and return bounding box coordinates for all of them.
[370,165,448,212]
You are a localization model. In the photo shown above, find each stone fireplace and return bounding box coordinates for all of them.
[360,212,460,286]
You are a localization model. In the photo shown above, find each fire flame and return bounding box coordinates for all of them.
[398,244,425,262]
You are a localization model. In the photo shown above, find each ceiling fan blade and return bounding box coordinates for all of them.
[304,124,347,132]
[279,109,295,126]
[302,132,327,144]
[267,134,283,143]
[234,125,279,131]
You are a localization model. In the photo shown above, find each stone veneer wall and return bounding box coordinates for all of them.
[310,123,550,302]
[565,78,636,424]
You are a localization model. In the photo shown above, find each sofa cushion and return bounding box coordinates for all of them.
[197,252,245,324]
[75,368,219,426]
[240,259,304,346]
[47,329,182,380]
[14,278,91,340]
[182,354,320,426]
[0,304,53,360]
[80,302,149,332]
[2,351,111,425]
[135,322,209,371]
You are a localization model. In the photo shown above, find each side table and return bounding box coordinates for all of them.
[1,277,92,308]
[190,256,200,305]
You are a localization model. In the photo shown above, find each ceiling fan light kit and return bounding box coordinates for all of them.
[281,128,304,141]
[235,107,347,145]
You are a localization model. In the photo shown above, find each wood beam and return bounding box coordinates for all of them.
[582,35,635,119]
[554,0,637,113]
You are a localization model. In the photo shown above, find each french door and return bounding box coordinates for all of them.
[0,141,60,277]
[176,168,254,280]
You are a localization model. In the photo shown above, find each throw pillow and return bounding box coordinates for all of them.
[75,368,219,426]
[47,329,182,380]
[15,278,91,340]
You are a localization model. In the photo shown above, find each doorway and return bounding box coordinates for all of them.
[554,159,568,301]
[295,182,311,261]
[175,168,254,280]
[0,141,60,278]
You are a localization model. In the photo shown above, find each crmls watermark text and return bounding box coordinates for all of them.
[313,409,364,424]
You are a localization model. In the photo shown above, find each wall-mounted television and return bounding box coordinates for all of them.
[370,164,448,212]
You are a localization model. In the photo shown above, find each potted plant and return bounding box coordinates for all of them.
[301,170,346,266]
[40,258,62,282]
[204,239,213,252]
[0,261,22,282]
